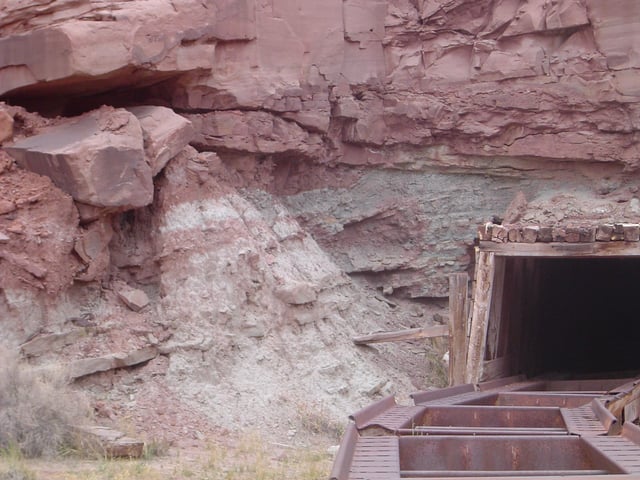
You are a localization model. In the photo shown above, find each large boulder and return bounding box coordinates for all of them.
[5,107,153,209]
[127,106,194,176]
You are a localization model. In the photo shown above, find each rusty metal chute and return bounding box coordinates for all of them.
[331,377,640,480]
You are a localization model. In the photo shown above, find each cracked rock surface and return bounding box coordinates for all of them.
[1,0,640,445]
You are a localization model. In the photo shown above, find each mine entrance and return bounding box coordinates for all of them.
[460,240,640,384]
[489,256,640,378]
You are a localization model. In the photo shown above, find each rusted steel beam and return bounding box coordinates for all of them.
[402,476,636,480]
[329,423,359,480]
[591,398,619,433]
[349,395,397,429]
[400,426,567,435]
[477,375,528,391]
[400,469,611,478]
[410,384,475,405]
[623,422,640,446]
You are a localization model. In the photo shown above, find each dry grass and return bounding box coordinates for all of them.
[0,445,36,480]
[201,433,332,480]
[422,337,450,388]
[15,433,333,480]
[295,401,344,439]
[0,349,336,478]
[0,348,91,458]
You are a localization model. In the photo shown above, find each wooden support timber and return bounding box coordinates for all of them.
[448,273,469,386]
[485,257,506,361]
[606,380,640,427]
[353,325,449,345]
[480,355,512,382]
[480,240,640,257]
[465,249,496,384]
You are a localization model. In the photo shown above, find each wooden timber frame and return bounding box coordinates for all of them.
[448,273,469,385]
[456,222,640,386]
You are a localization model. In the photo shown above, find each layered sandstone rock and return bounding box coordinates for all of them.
[0,0,246,98]
[1,0,640,444]
[187,110,324,159]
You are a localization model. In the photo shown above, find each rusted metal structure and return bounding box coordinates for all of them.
[332,222,640,479]
[331,377,640,479]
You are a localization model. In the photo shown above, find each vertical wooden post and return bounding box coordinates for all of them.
[485,256,506,360]
[465,249,496,384]
[448,273,469,385]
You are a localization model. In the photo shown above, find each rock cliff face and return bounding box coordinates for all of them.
[1,0,640,441]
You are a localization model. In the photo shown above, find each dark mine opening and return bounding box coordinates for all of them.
[491,256,640,380]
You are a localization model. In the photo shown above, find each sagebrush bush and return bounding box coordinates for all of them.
[0,348,91,457]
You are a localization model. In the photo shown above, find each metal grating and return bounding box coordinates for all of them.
[585,436,640,474]
[562,405,608,436]
[358,405,424,432]
[349,436,400,480]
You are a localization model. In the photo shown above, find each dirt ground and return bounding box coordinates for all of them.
[5,431,337,480]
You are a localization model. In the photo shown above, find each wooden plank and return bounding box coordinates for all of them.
[465,250,496,384]
[353,325,449,345]
[480,356,512,382]
[480,241,640,257]
[448,273,469,386]
[606,381,640,424]
[485,257,506,361]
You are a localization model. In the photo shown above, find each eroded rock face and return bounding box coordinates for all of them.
[150,148,421,430]
[0,156,81,300]
[2,0,640,443]
[187,110,324,159]
[0,1,238,98]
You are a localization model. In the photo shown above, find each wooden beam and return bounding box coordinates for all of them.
[448,273,469,386]
[480,356,512,382]
[353,325,449,345]
[465,249,496,384]
[606,381,640,425]
[479,241,640,257]
[485,257,506,361]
